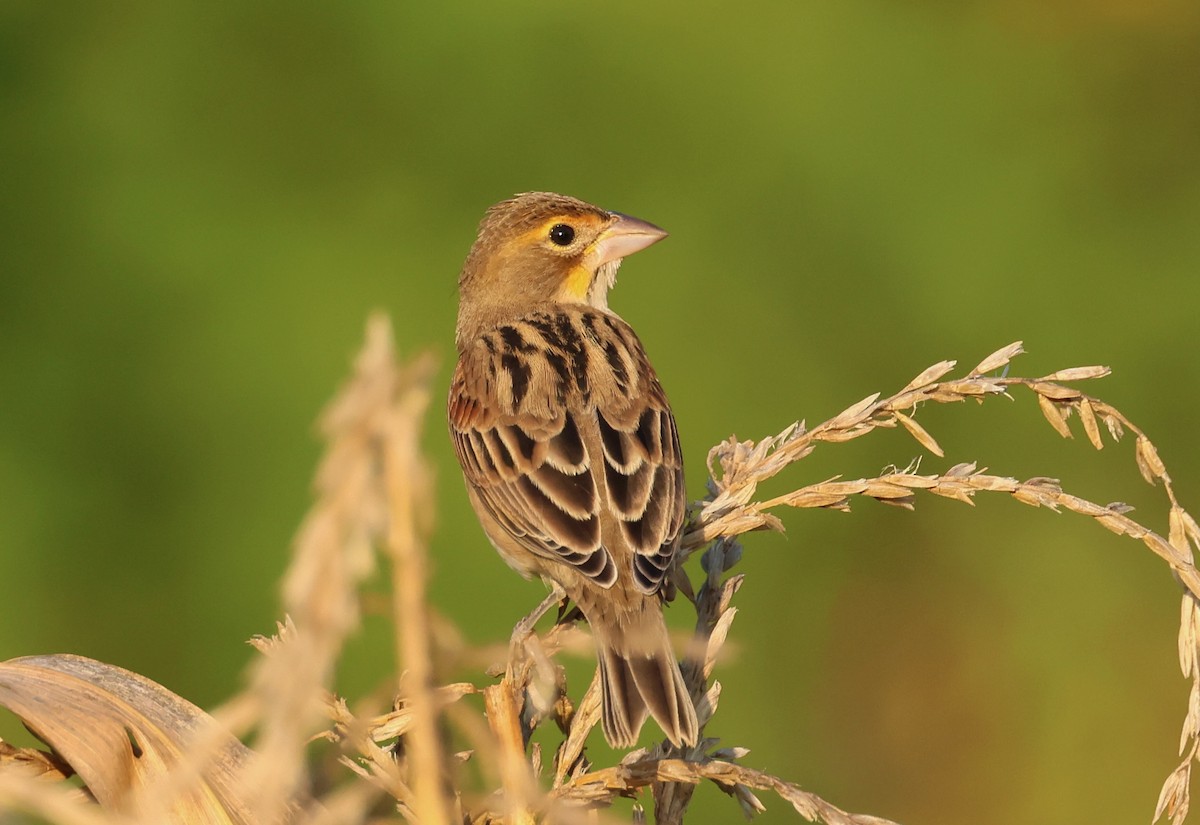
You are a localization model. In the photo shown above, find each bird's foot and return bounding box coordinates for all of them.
[509,583,567,651]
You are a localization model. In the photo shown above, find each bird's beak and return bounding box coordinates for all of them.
[586,213,668,269]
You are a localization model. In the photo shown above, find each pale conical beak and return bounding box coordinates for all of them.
[585,212,669,269]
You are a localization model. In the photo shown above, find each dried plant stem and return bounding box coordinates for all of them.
[683,341,1200,825]
[551,672,601,790]
[482,683,538,825]
[5,329,1198,825]
[699,465,1198,588]
[234,313,430,823]
[556,758,899,825]
[374,319,446,825]
[397,337,1200,825]
[687,342,1198,586]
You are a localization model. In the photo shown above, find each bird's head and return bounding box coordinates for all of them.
[456,192,667,347]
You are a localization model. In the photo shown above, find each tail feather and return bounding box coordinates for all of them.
[595,618,699,749]
[598,648,646,748]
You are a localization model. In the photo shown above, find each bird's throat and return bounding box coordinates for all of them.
[560,265,592,302]
[558,260,621,309]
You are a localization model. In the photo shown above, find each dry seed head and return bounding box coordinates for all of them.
[828,393,882,428]
[1037,394,1073,439]
[1136,436,1170,484]
[1030,381,1083,401]
[1183,680,1200,754]
[1078,397,1104,450]
[696,682,722,726]
[1184,595,1200,679]
[1103,413,1125,441]
[1170,507,1191,558]
[894,410,945,457]
[1041,365,1111,382]
[969,341,1024,376]
[1154,759,1191,825]
[900,359,957,393]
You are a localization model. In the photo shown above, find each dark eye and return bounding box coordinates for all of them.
[549,223,575,246]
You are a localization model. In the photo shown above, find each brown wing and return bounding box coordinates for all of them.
[594,376,685,596]
[449,309,685,596]
[449,355,617,587]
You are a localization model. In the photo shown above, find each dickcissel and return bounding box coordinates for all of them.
[448,192,699,749]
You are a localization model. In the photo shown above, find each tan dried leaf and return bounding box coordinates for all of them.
[875,496,916,510]
[929,481,977,505]
[1030,381,1083,401]
[969,341,1023,376]
[758,512,786,533]
[704,608,739,678]
[1078,398,1103,450]
[1037,394,1073,439]
[1095,514,1132,535]
[1144,534,1191,567]
[899,360,957,394]
[1184,510,1200,553]
[929,388,970,404]
[862,481,916,500]
[881,472,937,490]
[820,426,876,443]
[828,393,882,429]
[247,617,298,656]
[1056,494,1109,518]
[784,489,852,509]
[1103,413,1125,442]
[894,411,944,457]
[552,673,600,790]
[696,682,722,726]
[1182,680,1200,756]
[1170,507,1192,560]
[1136,436,1170,485]
[0,654,260,824]
[716,574,745,614]
[940,379,1004,397]
[971,474,1020,493]
[1180,595,1198,680]
[369,683,478,741]
[733,784,767,817]
[1012,486,1054,510]
[1039,365,1110,382]
[1153,759,1191,825]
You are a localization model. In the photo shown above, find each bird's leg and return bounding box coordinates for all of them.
[510,582,567,649]
[555,599,584,625]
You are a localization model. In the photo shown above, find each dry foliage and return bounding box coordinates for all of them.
[0,324,1197,825]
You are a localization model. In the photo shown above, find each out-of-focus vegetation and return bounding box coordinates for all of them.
[1,2,1197,823]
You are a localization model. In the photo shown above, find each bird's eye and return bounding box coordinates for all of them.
[548,224,576,246]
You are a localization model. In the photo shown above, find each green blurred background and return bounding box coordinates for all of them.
[2,1,1199,822]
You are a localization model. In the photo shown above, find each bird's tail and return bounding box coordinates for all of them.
[593,612,699,749]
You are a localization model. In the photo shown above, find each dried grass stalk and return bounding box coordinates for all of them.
[2,331,1197,825]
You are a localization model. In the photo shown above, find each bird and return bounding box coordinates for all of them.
[447,192,699,749]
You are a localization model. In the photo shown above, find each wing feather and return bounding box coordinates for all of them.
[450,352,613,585]
[449,309,685,595]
